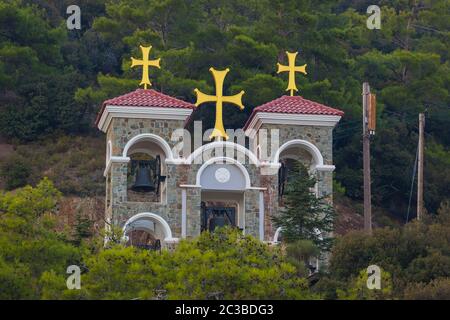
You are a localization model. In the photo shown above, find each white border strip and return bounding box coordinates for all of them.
[98,105,192,132]
[245,112,341,137]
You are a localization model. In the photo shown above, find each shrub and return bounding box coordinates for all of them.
[56,228,317,300]
[403,278,450,300]
[1,156,31,190]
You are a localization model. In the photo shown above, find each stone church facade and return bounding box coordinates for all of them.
[96,88,343,249]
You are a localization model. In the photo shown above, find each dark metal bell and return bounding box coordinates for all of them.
[209,214,227,232]
[132,166,155,192]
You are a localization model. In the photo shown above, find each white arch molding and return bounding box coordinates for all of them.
[122,133,175,161]
[122,212,178,243]
[273,139,335,172]
[195,156,252,189]
[273,227,283,243]
[186,141,260,166]
[106,140,112,165]
[272,227,323,243]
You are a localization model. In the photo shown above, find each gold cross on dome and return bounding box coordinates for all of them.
[131,45,161,89]
[277,51,307,96]
[194,67,245,140]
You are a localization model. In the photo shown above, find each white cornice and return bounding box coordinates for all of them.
[98,105,193,132]
[245,112,341,137]
[103,156,131,176]
[315,164,336,172]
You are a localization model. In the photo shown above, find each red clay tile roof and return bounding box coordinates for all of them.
[95,89,194,125]
[243,95,344,130]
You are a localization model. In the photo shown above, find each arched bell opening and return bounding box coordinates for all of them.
[122,212,176,250]
[278,145,315,206]
[125,139,167,203]
[126,229,161,251]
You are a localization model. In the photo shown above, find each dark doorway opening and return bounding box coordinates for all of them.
[201,203,236,232]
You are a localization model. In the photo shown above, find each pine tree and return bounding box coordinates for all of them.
[274,163,336,251]
[73,212,93,244]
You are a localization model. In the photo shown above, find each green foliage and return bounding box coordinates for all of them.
[273,163,336,250]
[0,178,83,299]
[403,278,450,300]
[336,268,393,300]
[0,155,31,190]
[285,240,320,277]
[69,228,316,300]
[326,201,450,299]
[0,181,315,300]
[73,213,93,245]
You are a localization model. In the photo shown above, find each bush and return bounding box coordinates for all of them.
[50,228,317,300]
[327,205,450,299]
[285,240,320,277]
[1,156,31,190]
[403,278,450,300]
[0,178,83,299]
[336,268,394,300]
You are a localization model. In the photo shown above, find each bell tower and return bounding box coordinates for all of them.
[96,85,194,247]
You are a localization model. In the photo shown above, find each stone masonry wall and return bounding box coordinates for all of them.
[107,118,187,239]
[108,118,186,157]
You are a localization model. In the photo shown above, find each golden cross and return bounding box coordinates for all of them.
[131,45,161,89]
[277,51,307,96]
[194,67,245,140]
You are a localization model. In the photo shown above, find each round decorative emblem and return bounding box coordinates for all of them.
[215,167,231,183]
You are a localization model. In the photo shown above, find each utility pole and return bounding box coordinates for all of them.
[363,82,372,234]
[417,113,425,220]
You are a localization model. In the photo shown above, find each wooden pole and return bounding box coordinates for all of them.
[417,113,425,220]
[363,82,372,234]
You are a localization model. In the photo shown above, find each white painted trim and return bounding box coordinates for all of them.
[179,184,202,188]
[165,158,186,165]
[273,227,283,243]
[274,139,324,166]
[259,191,264,241]
[122,212,177,243]
[196,156,252,189]
[111,156,131,162]
[122,133,174,161]
[245,112,341,137]
[106,140,112,166]
[185,141,260,166]
[181,189,187,239]
[196,157,252,189]
[103,156,131,177]
[315,164,336,172]
[98,105,192,132]
[248,187,267,191]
